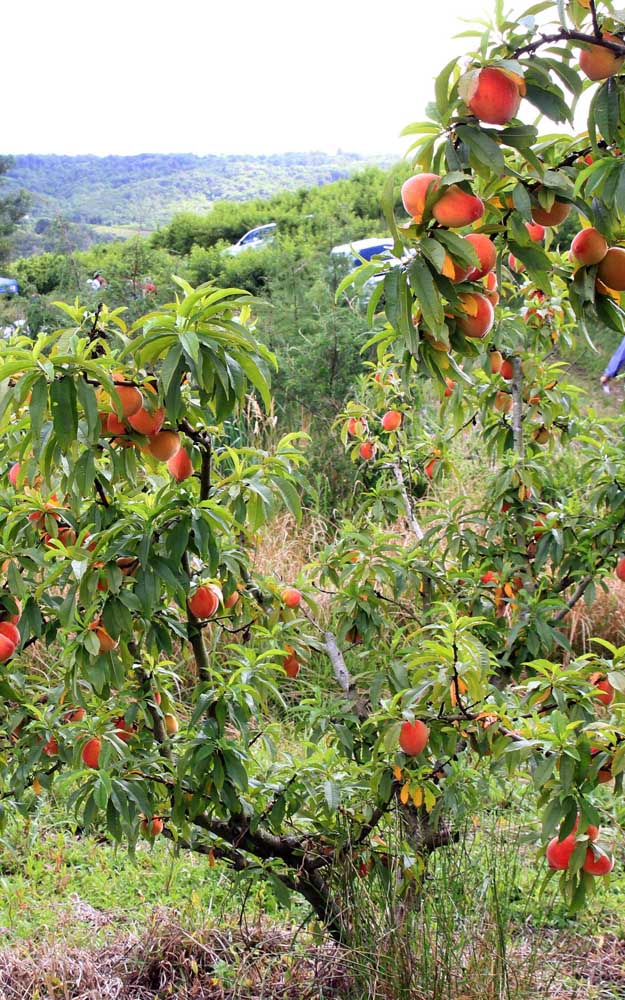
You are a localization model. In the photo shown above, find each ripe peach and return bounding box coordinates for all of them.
[481,570,498,584]
[572,817,599,842]
[147,430,180,461]
[347,418,364,436]
[531,197,572,228]
[508,253,525,273]
[282,587,302,608]
[167,447,194,482]
[399,719,430,756]
[465,233,497,279]
[546,833,576,870]
[224,591,239,609]
[359,441,375,460]
[401,172,440,222]
[444,377,456,397]
[0,632,16,662]
[616,556,625,581]
[597,247,625,290]
[456,293,495,339]
[483,271,499,305]
[590,672,614,706]
[465,66,522,125]
[381,410,402,432]
[0,622,20,647]
[106,412,128,437]
[82,737,101,769]
[113,716,136,743]
[43,736,59,756]
[571,228,608,266]
[433,186,485,228]
[579,32,625,81]
[424,457,439,479]
[583,847,614,875]
[128,406,165,436]
[494,391,512,414]
[8,463,20,486]
[63,707,86,724]
[89,620,118,654]
[526,221,545,242]
[188,585,220,619]
[164,712,179,735]
[489,349,503,374]
[283,646,300,678]
[141,816,164,837]
[500,359,514,381]
[112,383,143,418]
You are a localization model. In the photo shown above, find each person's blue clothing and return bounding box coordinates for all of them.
[604,337,625,379]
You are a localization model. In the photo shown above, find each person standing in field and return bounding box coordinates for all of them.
[600,337,625,390]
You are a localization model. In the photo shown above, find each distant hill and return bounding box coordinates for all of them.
[5,152,393,256]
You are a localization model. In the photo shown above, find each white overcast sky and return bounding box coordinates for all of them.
[4,0,519,157]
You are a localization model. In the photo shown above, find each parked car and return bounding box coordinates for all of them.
[224,223,277,256]
[330,238,404,302]
[330,237,395,269]
[0,277,19,296]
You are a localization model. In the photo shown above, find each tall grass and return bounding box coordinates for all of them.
[334,811,563,1000]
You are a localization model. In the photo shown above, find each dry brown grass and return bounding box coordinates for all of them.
[250,513,327,581]
[0,912,349,1000]
[567,577,625,653]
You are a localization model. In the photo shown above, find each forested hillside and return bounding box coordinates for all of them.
[5,152,393,255]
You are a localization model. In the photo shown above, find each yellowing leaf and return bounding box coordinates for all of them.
[424,787,437,813]
[441,254,456,279]
[208,849,216,868]
[400,783,410,805]
[412,787,424,807]
[393,765,403,781]
[459,293,478,317]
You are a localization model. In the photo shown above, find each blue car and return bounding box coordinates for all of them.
[0,277,19,296]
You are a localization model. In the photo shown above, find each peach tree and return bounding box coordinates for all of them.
[3,0,625,944]
[326,0,625,916]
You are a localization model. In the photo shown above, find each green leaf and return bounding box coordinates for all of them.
[512,183,532,220]
[380,171,403,257]
[499,125,539,149]
[50,377,78,450]
[455,125,505,173]
[592,78,620,145]
[435,58,458,119]
[524,83,571,123]
[29,375,48,451]
[407,257,444,335]
[420,238,448,273]
[270,477,302,523]
[75,377,99,440]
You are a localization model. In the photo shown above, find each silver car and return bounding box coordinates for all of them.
[224,223,277,256]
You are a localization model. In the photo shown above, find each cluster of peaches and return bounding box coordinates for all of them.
[396,30,625,339]
[546,815,614,877]
[346,407,441,481]
[98,379,193,482]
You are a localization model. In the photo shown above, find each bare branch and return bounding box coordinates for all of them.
[392,462,424,540]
